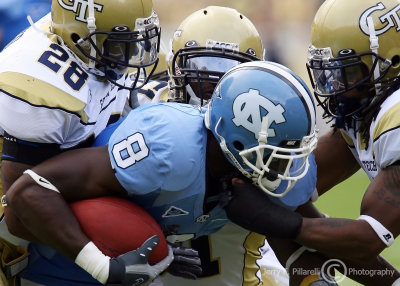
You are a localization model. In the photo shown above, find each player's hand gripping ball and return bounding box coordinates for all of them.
[70,196,168,265]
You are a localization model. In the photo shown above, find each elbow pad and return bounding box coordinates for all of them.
[222,177,303,239]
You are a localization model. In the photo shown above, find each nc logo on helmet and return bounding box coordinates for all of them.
[57,0,104,23]
[360,2,400,36]
[232,89,285,139]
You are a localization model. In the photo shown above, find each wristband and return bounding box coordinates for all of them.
[75,241,110,284]
[23,169,60,193]
[357,215,394,247]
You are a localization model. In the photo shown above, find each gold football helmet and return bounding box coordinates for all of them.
[307,0,400,119]
[167,6,264,105]
[51,0,161,89]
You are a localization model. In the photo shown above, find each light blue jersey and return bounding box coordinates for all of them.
[107,102,229,239]
[22,102,317,285]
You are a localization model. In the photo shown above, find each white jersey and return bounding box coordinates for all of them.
[136,79,169,105]
[340,90,400,181]
[0,13,129,274]
[161,223,288,286]
[0,13,128,150]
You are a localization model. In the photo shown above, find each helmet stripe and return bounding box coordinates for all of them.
[242,62,316,134]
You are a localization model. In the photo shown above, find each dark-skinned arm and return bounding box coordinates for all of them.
[4,146,175,285]
[296,165,400,261]
[268,201,400,286]
[314,128,360,195]
[2,160,35,241]
[4,146,126,259]
[225,176,400,285]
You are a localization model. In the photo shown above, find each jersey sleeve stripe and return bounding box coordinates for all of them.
[339,129,355,147]
[373,102,400,142]
[0,72,89,123]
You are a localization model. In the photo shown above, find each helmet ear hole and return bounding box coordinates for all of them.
[233,141,244,151]
[391,55,400,68]
[71,33,81,44]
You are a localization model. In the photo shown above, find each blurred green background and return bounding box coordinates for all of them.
[315,170,400,285]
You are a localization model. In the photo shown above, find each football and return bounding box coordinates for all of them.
[69,196,168,265]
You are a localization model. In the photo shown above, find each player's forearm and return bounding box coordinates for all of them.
[5,175,89,259]
[296,217,385,261]
[314,129,360,194]
[30,146,123,201]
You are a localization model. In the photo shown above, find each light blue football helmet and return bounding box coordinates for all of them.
[205,61,318,197]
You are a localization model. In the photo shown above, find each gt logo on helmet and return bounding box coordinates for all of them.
[360,2,400,36]
[232,89,285,139]
[57,0,104,23]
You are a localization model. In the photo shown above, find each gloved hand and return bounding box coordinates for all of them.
[167,243,202,279]
[221,175,303,239]
[106,235,173,286]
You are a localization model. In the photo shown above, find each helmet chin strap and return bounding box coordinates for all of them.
[259,177,283,194]
[86,0,97,70]
[186,85,201,105]
[29,15,69,54]
[255,116,283,193]
[27,15,53,36]
[255,116,268,170]
[367,16,381,93]
[213,117,252,179]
